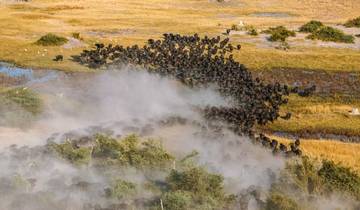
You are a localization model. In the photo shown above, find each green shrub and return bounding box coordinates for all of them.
[270,157,360,208]
[50,141,91,165]
[245,25,258,36]
[92,134,123,159]
[3,87,42,115]
[35,33,68,46]
[162,191,193,210]
[166,167,225,199]
[307,26,355,43]
[161,167,235,209]
[344,16,360,28]
[299,20,324,33]
[264,26,296,42]
[93,134,174,168]
[105,179,137,200]
[318,160,360,199]
[265,193,301,210]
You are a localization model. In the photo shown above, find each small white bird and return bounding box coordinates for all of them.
[350,108,360,116]
[238,21,245,27]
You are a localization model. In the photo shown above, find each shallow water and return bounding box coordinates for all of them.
[0,62,59,86]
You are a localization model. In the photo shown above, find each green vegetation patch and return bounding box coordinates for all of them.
[161,191,193,210]
[13,131,360,209]
[265,192,301,210]
[35,33,68,46]
[344,16,360,28]
[2,87,42,115]
[105,179,137,200]
[93,134,174,168]
[158,167,235,210]
[275,157,360,201]
[50,141,92,165]
[307,26,354,43]
[263,26,296,42]
[245,25,258,36]
[318,160,360,198]
[299,20,324,33]
[52,134,175,168]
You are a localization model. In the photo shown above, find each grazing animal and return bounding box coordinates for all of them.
[53,55,64,62]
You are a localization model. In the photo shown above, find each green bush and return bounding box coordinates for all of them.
[299,20,324,33]
[35,33,68,46]
[318,160,360,199]
[50,141,91,164]
[246,25,258,36]
[344,16,360,28]
[264,26,296,42]
[265,193,302,210]
[307,26,355,43]
[93,134,174,168]
[162,191,193,210]
[3,87,42,115]
[270,157,360,208]
[166,167,225,199]
[105,179,137,200]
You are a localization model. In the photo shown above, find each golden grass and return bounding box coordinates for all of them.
[0,0,359,71]
[274,136,360,174]
[262,95,360,137]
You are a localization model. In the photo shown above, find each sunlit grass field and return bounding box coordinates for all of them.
[263,95,360,137]
[0,0,359,71]
[276,136,360,174]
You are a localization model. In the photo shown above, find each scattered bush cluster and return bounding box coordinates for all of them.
[307,26,355,43]
[2,133,360,210]
[51,134,174,169]
[160,167,235,210]
[299,20,324,33]
[269,156,360,207]
[47,134,237,209]
[245,25,258,36]
[299,21,355,43]
[35,33,68,46]
[263,26,296,42]
[318,160,360,198]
